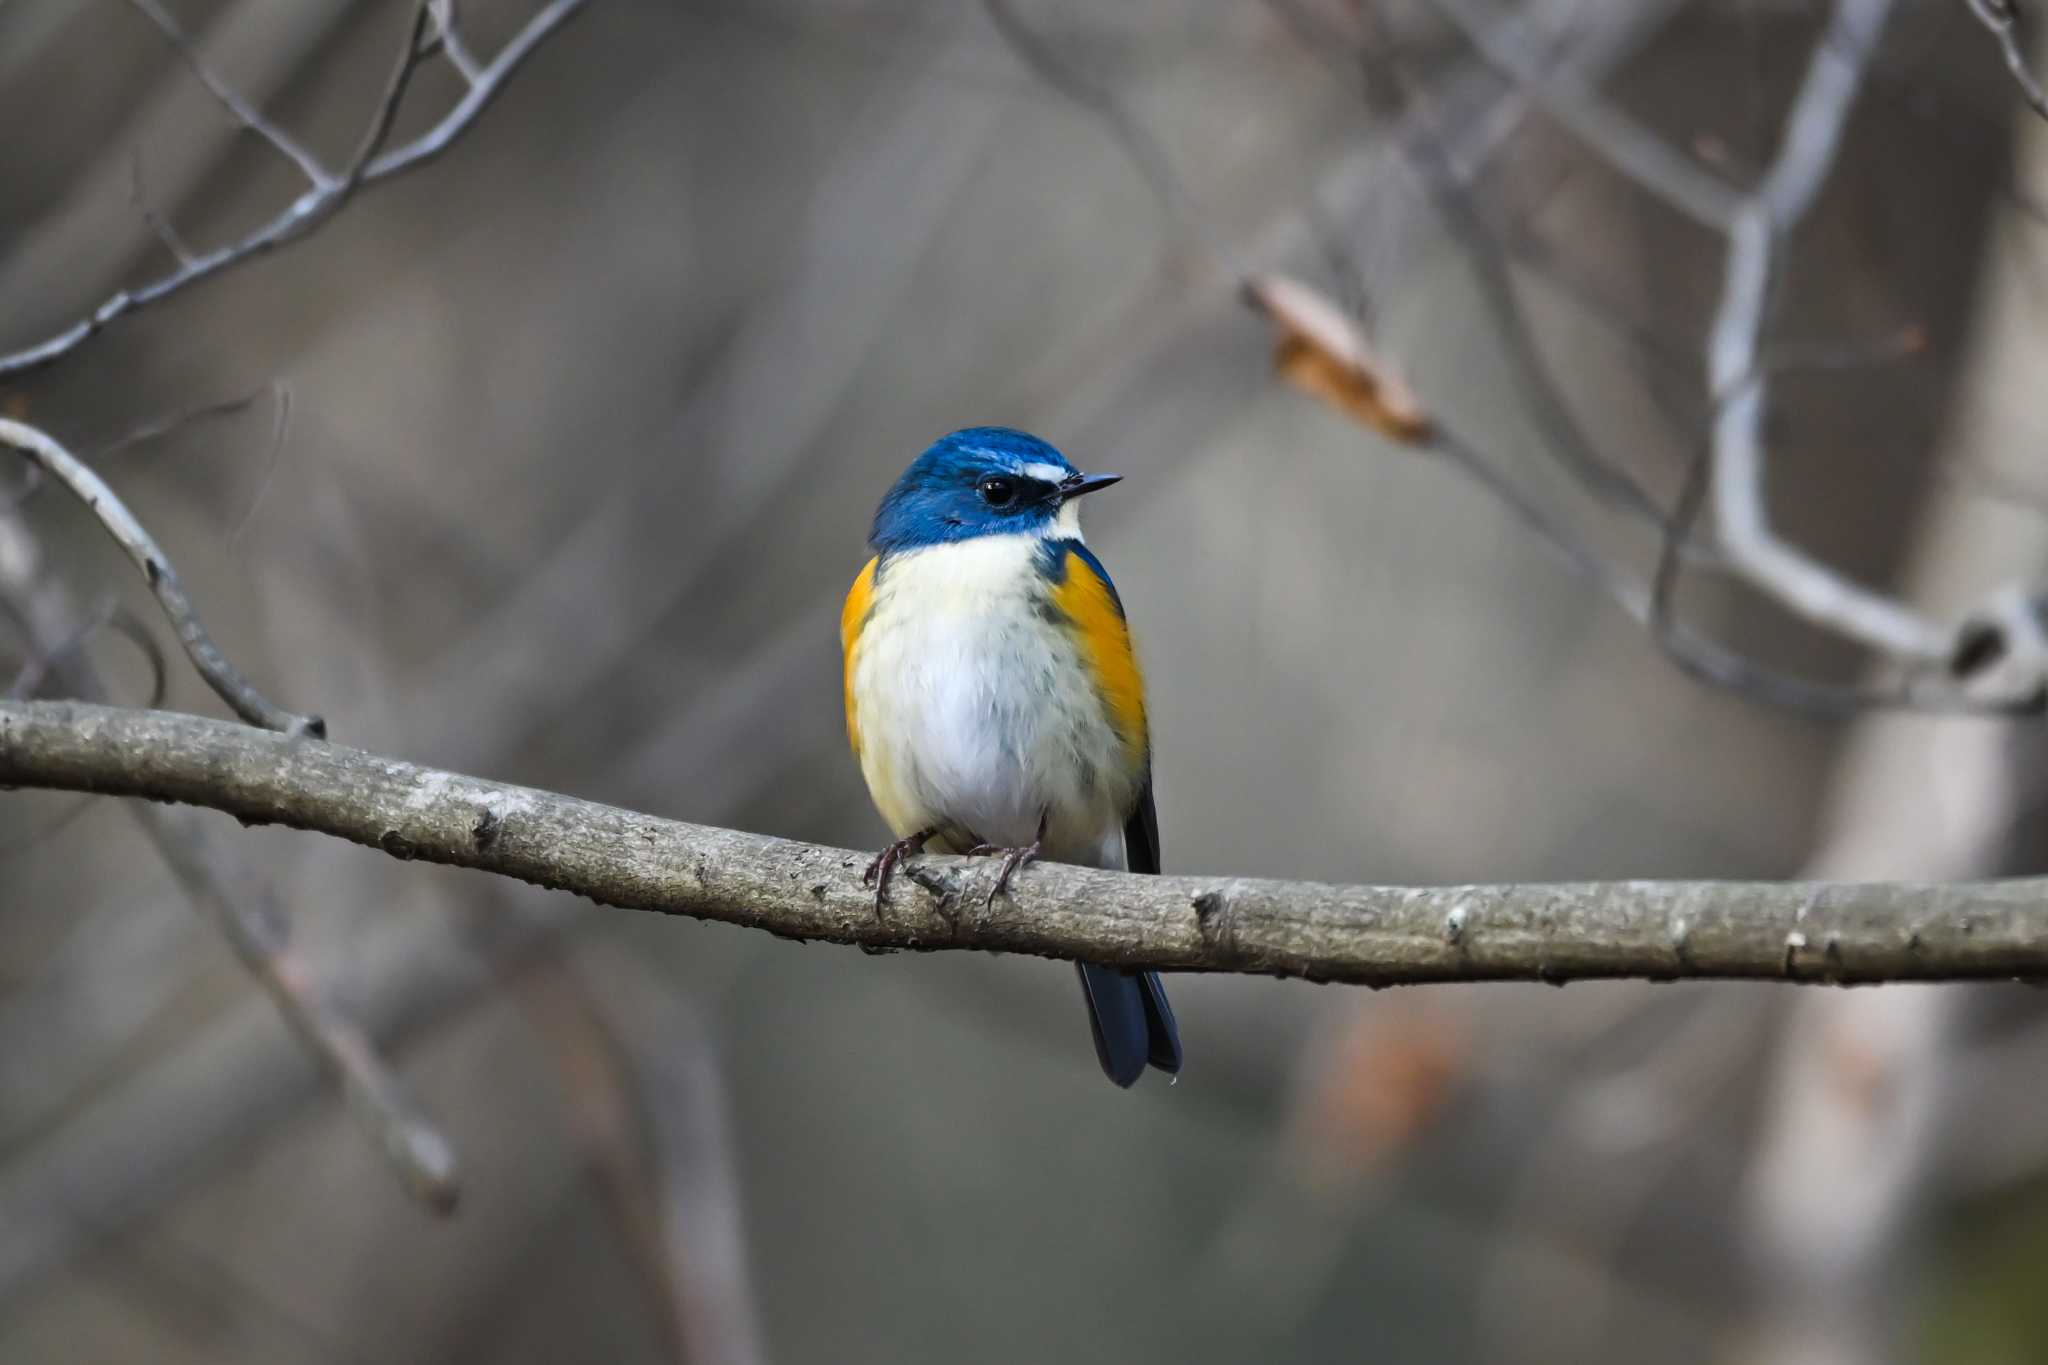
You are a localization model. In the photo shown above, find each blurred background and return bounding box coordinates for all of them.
[6,0,2048,1360]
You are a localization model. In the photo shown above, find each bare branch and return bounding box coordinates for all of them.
[128,147,198,269]
[355,0,587,182]
[124,0,338,189]
[516,947,766,1365]
[979,0,1211,264]
[340,4,435,186]
[6,599,166,707]
[1966,0,2048,124]
[1702,0,1963,666]
[142,809,461,1212]
[1333,17,1729,562]
[94,383,275,461]
[0,0,588,378]
[1425,0,1743,231]
[0,516,456,1211]
[0,417,321,735]
[9,699,2048,985]
[427,0,487,86]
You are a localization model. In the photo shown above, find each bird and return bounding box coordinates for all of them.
[840,426,1182,1088]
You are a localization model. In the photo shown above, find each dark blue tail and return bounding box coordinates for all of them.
[1076,963,1181,1088]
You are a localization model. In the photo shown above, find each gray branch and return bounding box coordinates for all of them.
[0,0,588,378]
[1426,0,1742,231]
[7,699,2048,985]
[0,416,321,735]
[1967,0,2048,124]
[1704,0,1960,666]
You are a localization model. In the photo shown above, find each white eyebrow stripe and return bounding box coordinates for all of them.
[1020,462,1070,484]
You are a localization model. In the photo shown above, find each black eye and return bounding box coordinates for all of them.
[977,476,1017,508]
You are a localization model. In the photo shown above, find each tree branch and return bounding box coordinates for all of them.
[1425,0,1742,231]
[7,699,2048,985]
[0,0,588,378]
[0,416,321,736]
[1967,0,2048,124]
[1703,0,1957,664]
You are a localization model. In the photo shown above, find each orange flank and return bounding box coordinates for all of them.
[1049,548,1148,761]
[841,555,877,757]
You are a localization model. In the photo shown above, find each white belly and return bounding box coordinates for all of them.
[850,536,1138,867]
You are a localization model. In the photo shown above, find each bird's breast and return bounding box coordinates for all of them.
[844,535,1143,862]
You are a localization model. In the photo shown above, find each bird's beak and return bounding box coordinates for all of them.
[1059,472,1122,501]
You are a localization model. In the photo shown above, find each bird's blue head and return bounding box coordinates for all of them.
[869,427,1121,553]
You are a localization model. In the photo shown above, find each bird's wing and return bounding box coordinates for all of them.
[1044,541,1148,765]
[841,555,878,757]
[1124,773,1160,875]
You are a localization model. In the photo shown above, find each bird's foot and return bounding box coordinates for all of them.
[863,827,937,914]
[967,813,1048,909]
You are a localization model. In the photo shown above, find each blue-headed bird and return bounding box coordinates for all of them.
[841,427,1182,1088]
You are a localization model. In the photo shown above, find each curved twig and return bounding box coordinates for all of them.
[0,417,321,735]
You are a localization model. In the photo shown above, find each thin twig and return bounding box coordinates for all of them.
[1426,0,1742,231]
[1704,0,1967,666]
[1966,0,2048,123]
[228,382,292,554]
[123,0,337,190]
[1648,423,1922,715]
[516,947,766,1365]
[0,416,322,736]
[979,0,1217,266]
[13,698,2048,984]
[149,828,461,1212]
[6,599,166,707]
[428,0,486,85]
[94,383,274,461]
[1323,4,1729,566]
[128,147,198,268]
[0,0,589,378]
[340,4,435,186]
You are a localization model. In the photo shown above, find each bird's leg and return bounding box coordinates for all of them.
[864,827,938,909]
[968,810,1048,909]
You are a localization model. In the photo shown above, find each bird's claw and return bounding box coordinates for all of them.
[862,828,936,914]
[966,838,1042,909]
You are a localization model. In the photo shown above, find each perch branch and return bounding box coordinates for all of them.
[9,700,2048,985]
[0,417,320,735]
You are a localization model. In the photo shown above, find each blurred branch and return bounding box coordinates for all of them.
[0,515,458,1212]
[13,699,2048,985]
[1336,0,1728,560]
[0,416,322,735]
[1702,0,1955,661]
[1967,0,2048,123]
[1248,278,2036,715]
[5,599,165,706]
[1250,1,2048,714]
[0,887,557,1305]
[1424,0,1742,230]
[0,0,588,378]
[124,0,334,188]
[516,945,765,1365]
[1695,0,2048,708]
[992,0,2012,718]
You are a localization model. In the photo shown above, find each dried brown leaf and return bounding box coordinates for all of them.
[1246,273,1431,443]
